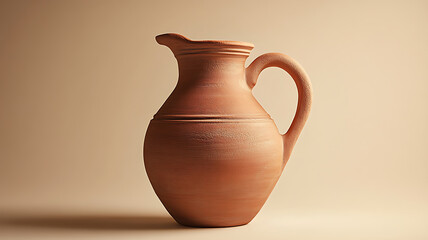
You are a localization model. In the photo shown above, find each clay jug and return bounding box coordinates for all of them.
[144,33,312,227]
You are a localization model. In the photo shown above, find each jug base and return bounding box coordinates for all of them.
[175,219,251,228]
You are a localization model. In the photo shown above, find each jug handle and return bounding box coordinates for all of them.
[246,53,312,166]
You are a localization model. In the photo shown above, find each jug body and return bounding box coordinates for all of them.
[144,117,283,227]
[144,33,312,227]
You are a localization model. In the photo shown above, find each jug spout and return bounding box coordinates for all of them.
[155,33,191,55]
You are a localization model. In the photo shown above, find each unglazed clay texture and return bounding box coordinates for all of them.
[144,33,312,227]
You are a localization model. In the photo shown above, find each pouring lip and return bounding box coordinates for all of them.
[156,33,255,49]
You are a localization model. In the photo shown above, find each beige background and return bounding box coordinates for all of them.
[1,0,427,239]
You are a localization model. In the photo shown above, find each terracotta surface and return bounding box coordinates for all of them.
[144,33,312,227]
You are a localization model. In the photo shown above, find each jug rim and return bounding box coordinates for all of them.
[156,33,255,49]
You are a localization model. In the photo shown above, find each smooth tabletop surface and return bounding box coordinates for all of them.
[1,205,427,240]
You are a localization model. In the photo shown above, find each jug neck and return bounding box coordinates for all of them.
[177,56,247,84]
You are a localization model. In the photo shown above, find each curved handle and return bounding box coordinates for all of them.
[246,53,312,165]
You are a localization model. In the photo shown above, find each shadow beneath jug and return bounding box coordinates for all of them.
[1,213,188,231]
